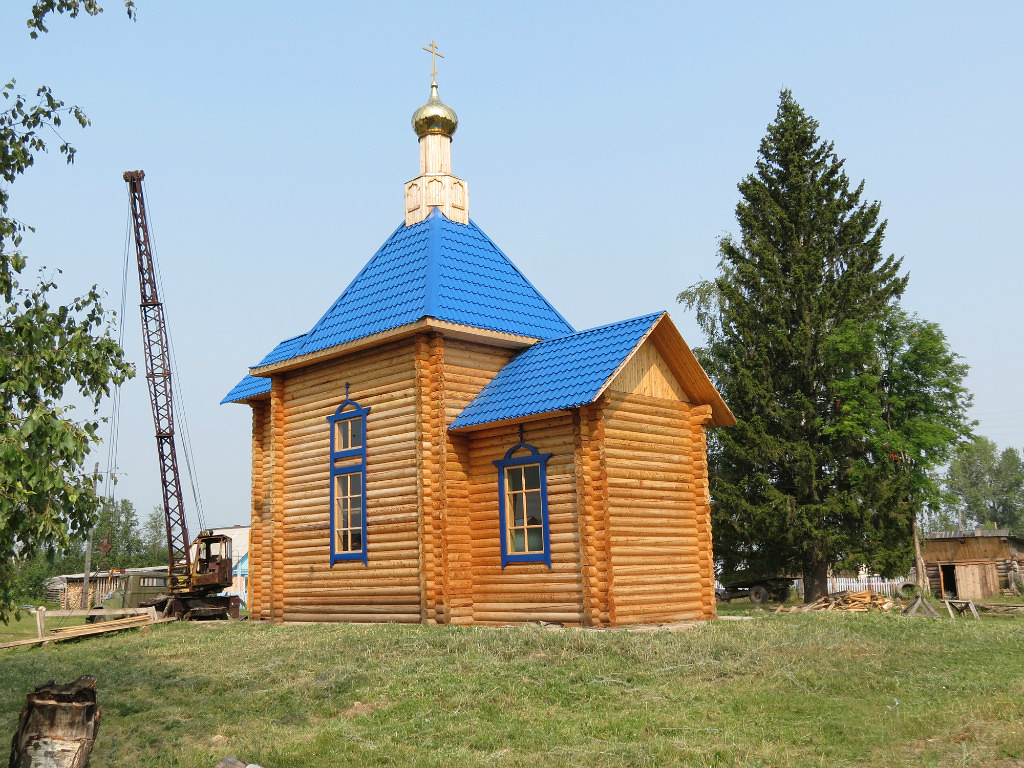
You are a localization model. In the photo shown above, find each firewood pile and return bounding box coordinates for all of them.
[783,589,900,613]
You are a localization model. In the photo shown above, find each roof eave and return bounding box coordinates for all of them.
[226,390,271,405]
[642,314,736,427]
[449,407,577,434]
[250,318,538,376]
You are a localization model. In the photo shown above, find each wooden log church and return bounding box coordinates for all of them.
[223,57,735,626]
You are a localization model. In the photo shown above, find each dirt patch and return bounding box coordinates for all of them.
[342,700,386,719]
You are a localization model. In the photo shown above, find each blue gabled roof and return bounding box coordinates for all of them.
[449,312,664,431]
[272,208,573,364]
[221,374,271,404]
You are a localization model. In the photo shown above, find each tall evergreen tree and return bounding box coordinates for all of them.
[680,90,972,601]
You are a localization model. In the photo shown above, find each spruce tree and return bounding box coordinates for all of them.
[680,90,971,601]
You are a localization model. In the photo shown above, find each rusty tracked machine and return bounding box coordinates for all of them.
[124,170,237,620]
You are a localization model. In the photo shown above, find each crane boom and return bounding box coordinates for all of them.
[123,170,193,592]
[122,170,236,619]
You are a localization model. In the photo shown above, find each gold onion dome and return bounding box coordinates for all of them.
[412,82,458,138]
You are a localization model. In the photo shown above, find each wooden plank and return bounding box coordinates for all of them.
[0,617,177,650]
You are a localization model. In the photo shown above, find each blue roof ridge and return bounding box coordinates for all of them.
[292,219,409,358]
[588,312,666,400]
[447,311,666,431]
[466,217,575,334]
[423,207,443,317]
[539,310,664,345]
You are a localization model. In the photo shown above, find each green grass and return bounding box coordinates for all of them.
[0,611,88,643]
[1,613,1021,768]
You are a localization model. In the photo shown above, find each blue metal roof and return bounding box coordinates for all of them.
[257,333,309,367]
[275,208,572,362]
[222,334,308,403]
[222,209,573,404]
[221,374,271,404]
[449,312,664,430]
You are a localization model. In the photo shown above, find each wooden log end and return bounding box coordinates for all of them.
[10,676,101,768]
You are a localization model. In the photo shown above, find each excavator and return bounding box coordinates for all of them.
[124,170,238,620]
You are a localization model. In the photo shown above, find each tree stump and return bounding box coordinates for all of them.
[8,676,100,768]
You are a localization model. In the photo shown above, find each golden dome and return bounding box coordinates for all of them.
[412,82,458,139]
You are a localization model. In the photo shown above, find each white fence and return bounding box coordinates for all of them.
[792,576,912,599]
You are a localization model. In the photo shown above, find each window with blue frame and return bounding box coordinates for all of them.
[494,441,552,568]
[327,387,370,565]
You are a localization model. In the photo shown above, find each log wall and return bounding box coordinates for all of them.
[441,339,513,624]
[240,328,720,626]
[249,339,423,623]
[465,415,585,625]
[270,379,286,622]
[249,399,272,620]
[576,403,611,626]
[601,391,714,624]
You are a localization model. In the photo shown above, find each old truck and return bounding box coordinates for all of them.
[717,570,794,605]
[86,569,168,622]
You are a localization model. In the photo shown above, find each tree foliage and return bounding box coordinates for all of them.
[10,498,166,600]
[0,1,137,621]
[10,498,167,603]
[941,437,1024,534]
[679,91,972,600]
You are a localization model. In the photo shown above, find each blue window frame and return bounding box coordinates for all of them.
[327,389,370,565]
[494,441,552,568]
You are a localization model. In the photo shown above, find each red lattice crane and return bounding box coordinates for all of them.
[123,170,237,619]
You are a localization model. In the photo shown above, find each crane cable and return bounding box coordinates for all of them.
[60,212,135,632]
[102,213,133,503]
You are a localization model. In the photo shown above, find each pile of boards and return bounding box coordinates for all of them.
[781,589,899,613]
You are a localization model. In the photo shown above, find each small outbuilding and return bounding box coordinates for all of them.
[222,74,734,626]
[922,529,1024,600]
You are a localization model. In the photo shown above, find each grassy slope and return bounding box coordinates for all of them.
[0,614,1021,768]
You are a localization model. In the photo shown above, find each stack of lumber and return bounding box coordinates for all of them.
[977,602,1024,616]
[788,590,899,613]
[47,614,170,638]
[0,615,176,651]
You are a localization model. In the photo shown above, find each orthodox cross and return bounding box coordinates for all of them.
[422,39,445,81]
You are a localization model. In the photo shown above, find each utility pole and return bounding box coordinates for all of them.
[80,462,99,610]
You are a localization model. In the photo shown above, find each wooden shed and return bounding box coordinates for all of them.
[922,529,1024,601]
[222,78,734,627]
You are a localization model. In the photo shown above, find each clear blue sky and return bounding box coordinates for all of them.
[4,2,1022,530]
